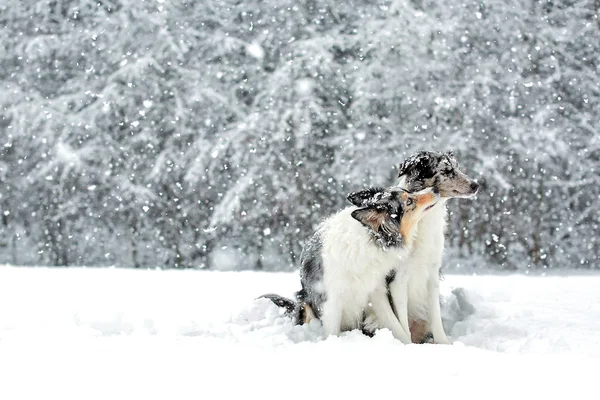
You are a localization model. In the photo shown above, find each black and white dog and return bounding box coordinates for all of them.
[262,186,439,340]
[360,150,479,344]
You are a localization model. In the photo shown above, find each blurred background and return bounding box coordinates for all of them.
[0,0,598,271]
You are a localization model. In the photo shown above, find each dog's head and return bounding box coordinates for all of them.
[347,186,440,247]
[397,150,479,198]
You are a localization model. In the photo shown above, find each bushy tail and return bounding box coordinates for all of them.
[256,291,313,325]
[257,293,296,315]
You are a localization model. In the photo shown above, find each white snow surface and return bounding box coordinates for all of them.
[1,266,599,400]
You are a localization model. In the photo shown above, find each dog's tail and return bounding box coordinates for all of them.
[256,292,315,325]
[258,293,296,315]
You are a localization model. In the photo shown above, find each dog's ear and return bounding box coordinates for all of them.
[351,206,386,232]
[398,150,430,177]
[352,205,403,246]
[445,150,455,159]
[351,203,401,231]
[397,159,408,178]
[347,186,385,207]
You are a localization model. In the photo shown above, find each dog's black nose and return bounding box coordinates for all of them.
[470,182,480,193]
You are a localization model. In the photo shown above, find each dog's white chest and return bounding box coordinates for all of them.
[405,202,447,319]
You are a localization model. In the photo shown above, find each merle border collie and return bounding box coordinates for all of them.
[360,150,479,343]
[261,186,439,340]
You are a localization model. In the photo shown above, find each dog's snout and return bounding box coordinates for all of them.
[470,181,480,193]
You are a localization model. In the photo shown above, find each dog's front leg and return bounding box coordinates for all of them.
[369,285,412,344]
[321,299,342,337]
[427,273,451,344]
[389,271,412,342]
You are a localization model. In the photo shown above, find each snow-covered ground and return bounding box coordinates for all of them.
[1,266,599,400]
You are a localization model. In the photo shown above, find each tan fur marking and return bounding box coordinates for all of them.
[409,319,430,343]
[416,192,436,207]
[400,192,437,240]
[303,304,316,324]
[400,215,417,242]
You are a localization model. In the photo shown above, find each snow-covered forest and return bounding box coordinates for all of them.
[0,0,598,270]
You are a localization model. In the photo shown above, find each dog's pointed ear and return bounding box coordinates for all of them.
[347,186,385,207]
[397,159,408,178]
[445,150,455,159]
[352,205,402,245]
[351,207,384,231]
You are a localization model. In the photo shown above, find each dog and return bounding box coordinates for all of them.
[261,186,439,340]
[358,150,479,344]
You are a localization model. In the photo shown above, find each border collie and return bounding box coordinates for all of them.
[360,150,479,344]
[261,186,439,340]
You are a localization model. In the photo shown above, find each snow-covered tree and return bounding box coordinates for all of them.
[1,0,597,270]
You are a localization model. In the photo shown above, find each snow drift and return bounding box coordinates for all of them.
[1,266,599,400]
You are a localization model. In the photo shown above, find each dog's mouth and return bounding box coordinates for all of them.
[444,188,478,199]
[451,191,478,199]
[424,202,437,212]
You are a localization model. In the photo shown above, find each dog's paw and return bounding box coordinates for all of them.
[421,333,454,345]
[421,332,435,344]
[361,311,380,336]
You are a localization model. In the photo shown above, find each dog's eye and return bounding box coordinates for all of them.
[406,198,414,206]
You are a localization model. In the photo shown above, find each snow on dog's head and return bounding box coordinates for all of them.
[397,150,480,199]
